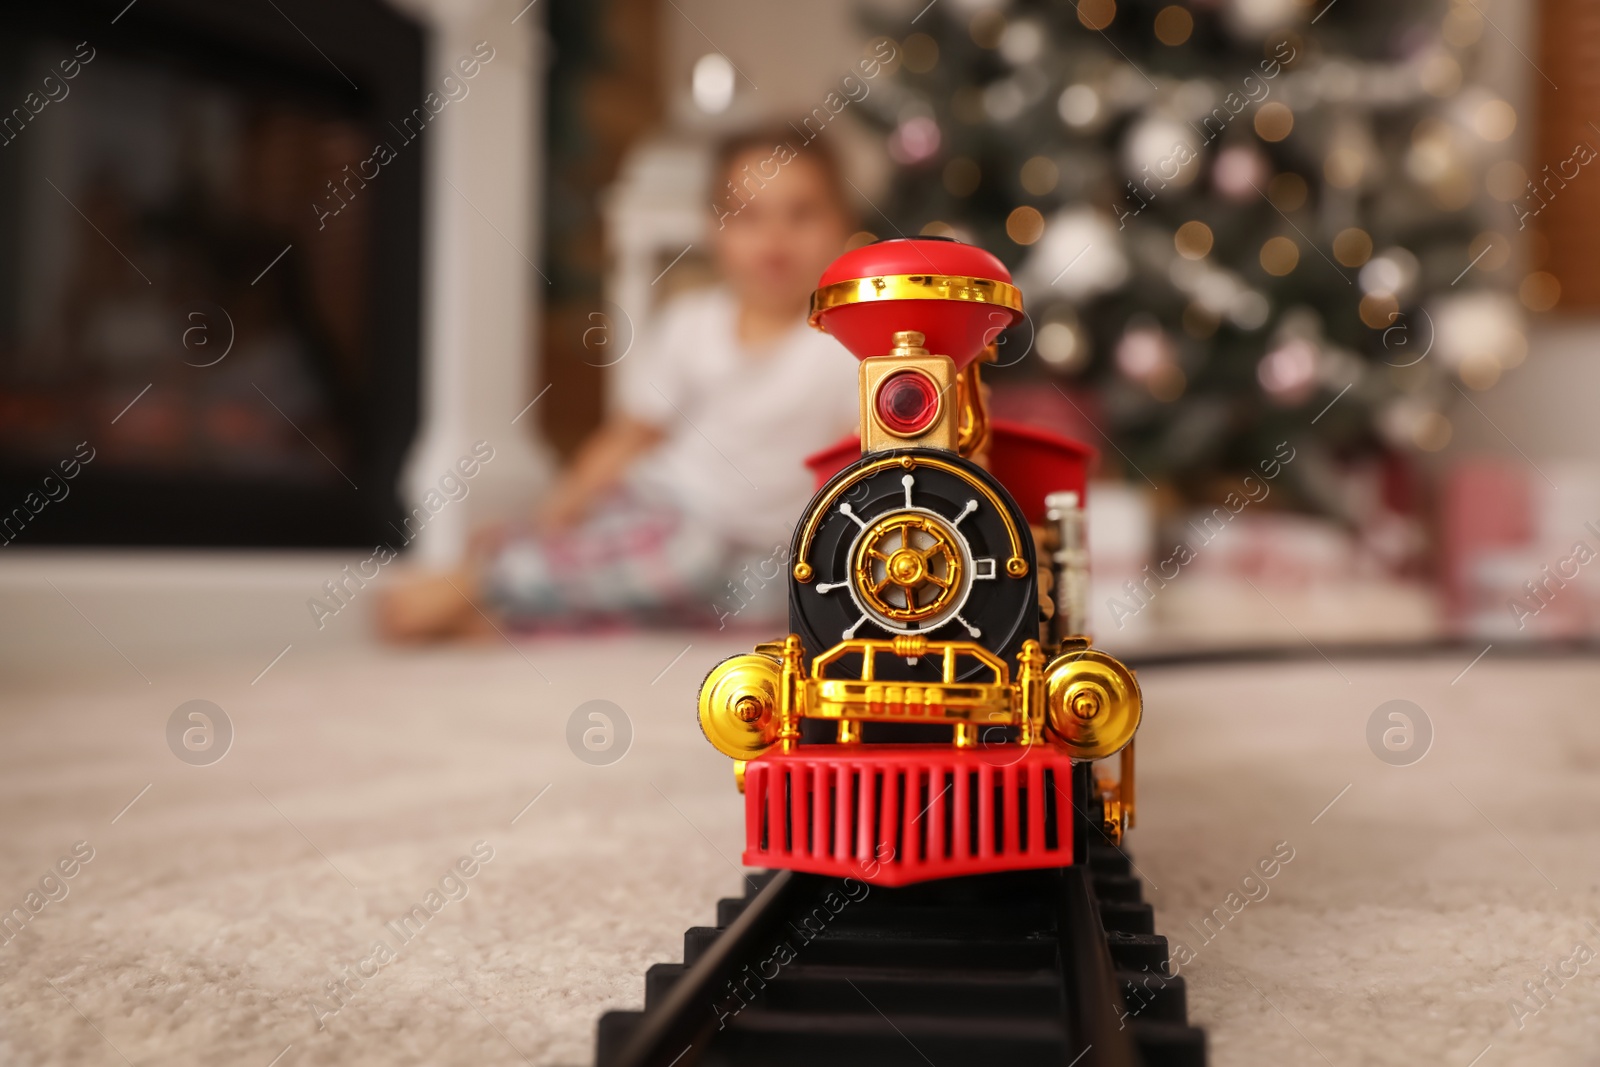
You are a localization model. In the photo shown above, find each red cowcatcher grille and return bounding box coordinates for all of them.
[743,746,1076,886]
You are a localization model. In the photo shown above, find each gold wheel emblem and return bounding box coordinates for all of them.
[852,513,964,624]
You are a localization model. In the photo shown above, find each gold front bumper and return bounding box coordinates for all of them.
[699,635,1141,760]
[809,636,1014,727]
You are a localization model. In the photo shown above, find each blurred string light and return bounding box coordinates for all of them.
[1315,60,1361,104]
[983,79,1028,124]
[1116,325,1166,379]
[1406,118,1473,209]
[1077,0,1115,32]
[1006,205,1045,244]
[1359,248,1420,301]
[1323,121,1374,189]
[1174,220,1213,260]
[1253,101,1294,142]
[1360,292,1400,329]
[1257,338,1318,406]
[1212,144,1269,201]
[1227,0,1302,36]
[1122,115,1203,188]
[1020,155,1058,195]
[1415,413,1453,451]
[1057,84,1101,129]
[1381,398,1453,452]
[1406,119,1455,183]
[1036,315,1088,373]
[1106,64,1158,109]
[1332,228,1373,267]
[969,10,1005,49]
[1153,5,1194,46]
[1520,271,1561,312]
[1021,208,1128,300]
[1232,291,1270,329]
[1115,321,1185,401]
[1165,255,1270,331]
[1259,236,1299,276]
[889,115,941,164]
[1432,290,1526,390]
[1172,77,1215,116]
[1472,98,1517,141]
[1442,3,1484,47]
[691,53,735,114]
[1467,231,1509,271]
[1418,49,1463,97]
[999,19,1044,65]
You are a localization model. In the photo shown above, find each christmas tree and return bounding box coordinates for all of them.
[859,0,1528,518]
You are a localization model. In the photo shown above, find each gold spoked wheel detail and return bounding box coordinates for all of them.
[852,513,965,624]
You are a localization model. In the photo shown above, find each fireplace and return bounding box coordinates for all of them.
[0,0,424,547]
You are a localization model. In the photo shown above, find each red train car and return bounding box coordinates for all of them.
[697,237,1142,887]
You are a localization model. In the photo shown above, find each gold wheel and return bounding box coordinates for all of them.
[851,512,964,624]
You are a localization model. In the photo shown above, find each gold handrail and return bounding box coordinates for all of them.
[811,635,1010,686]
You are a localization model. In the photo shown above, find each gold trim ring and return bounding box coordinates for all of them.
[808,274,1024,329]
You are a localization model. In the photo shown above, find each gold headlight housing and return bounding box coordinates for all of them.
[697,653,783,760]
[1043,649,1141,760]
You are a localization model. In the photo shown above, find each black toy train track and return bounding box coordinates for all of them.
[594,846,1206,1067]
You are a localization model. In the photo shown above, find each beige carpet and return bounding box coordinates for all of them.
[0,634,1596,1066]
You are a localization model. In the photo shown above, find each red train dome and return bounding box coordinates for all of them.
[809,236,1024,370]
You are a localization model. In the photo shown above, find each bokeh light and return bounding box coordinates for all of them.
[1154,5,1194,45]
[1259,236,1300,275]
[1520,271,1561,312]
[1175,220,1214,259]
[1254,102,1294,142]
[1006,205,1045,245]
[1020,155,1059,196]
[1078,0,1116,31]
[1333,228,1373,267]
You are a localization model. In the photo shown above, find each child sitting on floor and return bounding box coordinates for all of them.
[379,126,861,640]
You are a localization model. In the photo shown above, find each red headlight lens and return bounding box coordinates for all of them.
[875,370,940,435]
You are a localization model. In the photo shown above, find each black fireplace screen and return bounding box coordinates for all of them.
[0,0,423,547]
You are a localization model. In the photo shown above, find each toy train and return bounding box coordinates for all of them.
[697,237,1142,887]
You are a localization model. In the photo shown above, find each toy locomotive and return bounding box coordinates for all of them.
[697,237,1142,887]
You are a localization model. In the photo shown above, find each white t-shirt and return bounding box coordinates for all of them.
[611,287,860,549]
